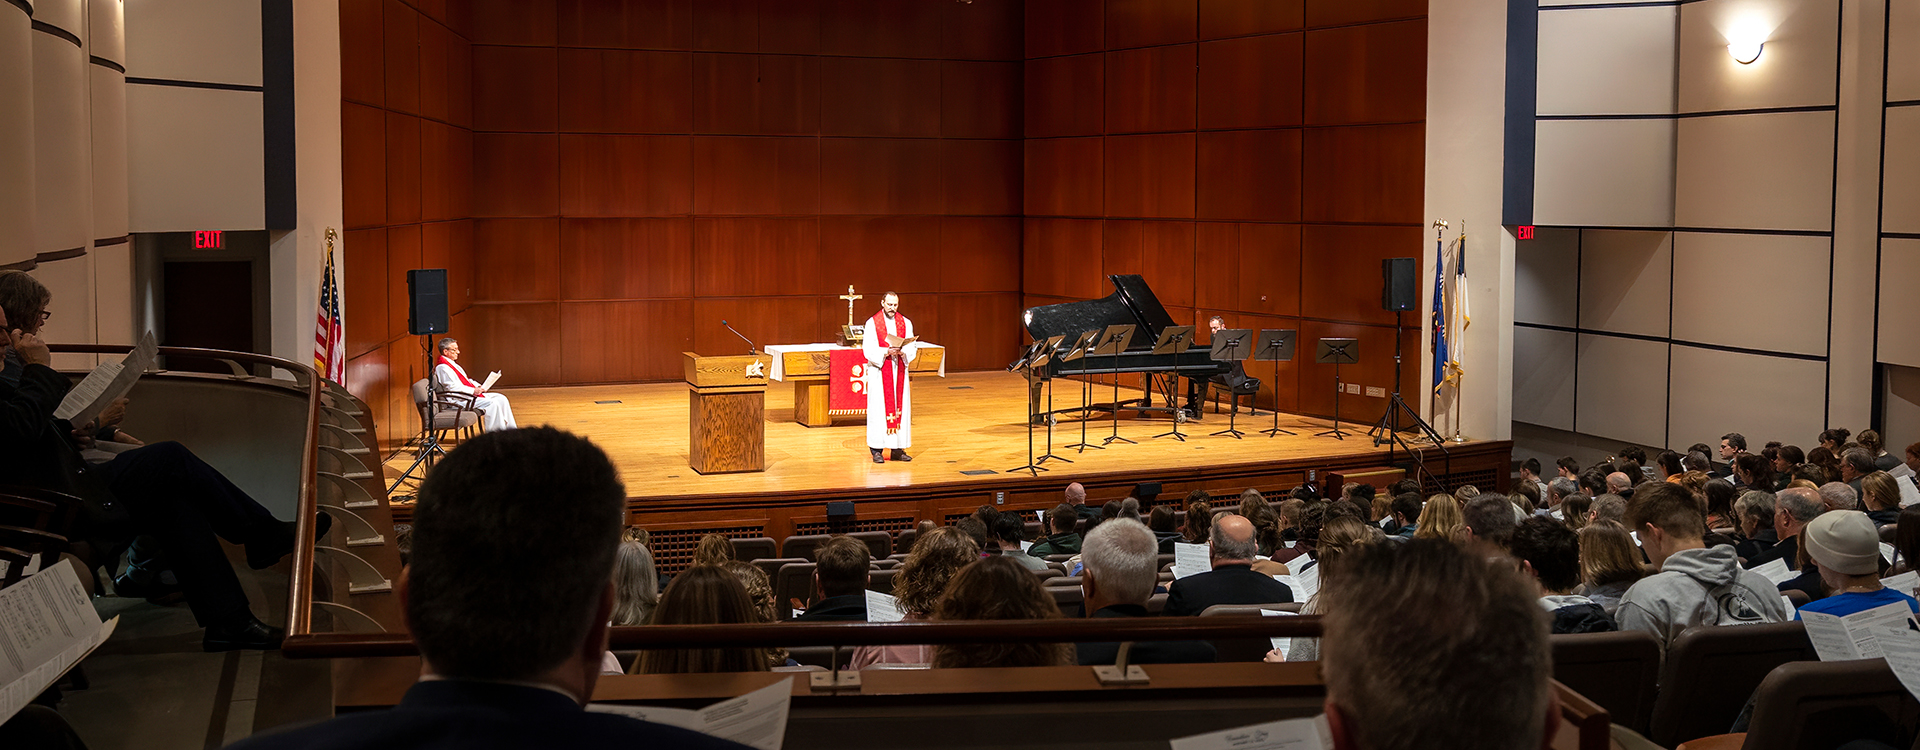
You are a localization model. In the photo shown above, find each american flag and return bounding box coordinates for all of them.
[314,234,345,382]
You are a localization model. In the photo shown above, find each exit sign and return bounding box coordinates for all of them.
[1516,225,1535,240]
[194,230,224,249]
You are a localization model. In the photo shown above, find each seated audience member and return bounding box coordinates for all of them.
[1576,521,1646,616]
[612,541,658,626]
[1510,517,1616,633]
[1681,451,1712,474]
[1412,494,1463,541]
[1859,430,1901,471]
[1115,497,1144,524]
[1097,499,1123,529]
[1732,454,1775,497]
[1239,491,1283,555]
[1819,481,1859,511]
[0,271,316,651]
[954,516,991,553]
[1370,493,1397,533]
[718,561,787,669]
[792,536,870,621]
[1454,484,1482,502]
[1905,441,1920,477]
[641,565,771,674]
[1808,446,1842,484]
[1147,505,1183,553]
[915,519,938,537]
[1542,477,1577,518]
[691,533,733,566]
[1164,514,1294,616]
[1588,494,1627,526]
[1519,457,1548,499]
[971,504,1003,530]
[1460,495,1518,550]
[931,556,1070,668]
[1819,428,1851,454]
[1840,448,1876,496]
[1556,456,1581,480]
[1560,492,1592,531]
[991,515,1047,571]
[1794,511,1920,619]
[1577,470,1608,498]
[1733,490,1779,561]
[1616,483,1789,652]
[1388,493,1422,538]
[1277,516,1378,662]
[1183,500,1213,543]
[1861,472,1903,527]
[1655,449,1684,480]
[1277,497,1307,543]
[1319,539,1558,750]
[1774,445,1806,488]
[1891,506,1920,578]
[1075,519,1216,665]
[1277,501,1324,563]
[1027,503,1083,557]
[1605,472,1634,498]
[1702,479,1739,532]
[854,527,977,668]
[1745,487,1824,573]
[228,427,748,750]
[1512,481,1540,513]
[1066,482,1101,525]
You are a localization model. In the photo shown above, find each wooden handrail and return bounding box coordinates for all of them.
[48,344,326,639]
[282,615,1326,659]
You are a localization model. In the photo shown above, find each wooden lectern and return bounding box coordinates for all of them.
[684,352,774,474]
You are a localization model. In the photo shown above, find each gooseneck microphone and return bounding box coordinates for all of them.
[720,320,756,355]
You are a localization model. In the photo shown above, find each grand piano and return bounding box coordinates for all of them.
[1020,274,1228,419]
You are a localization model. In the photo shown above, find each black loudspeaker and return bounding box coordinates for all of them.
[1381,257,1417,311]
[407,269,449,335]
[826,501,856,519]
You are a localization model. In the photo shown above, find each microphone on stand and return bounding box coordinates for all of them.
[720,320,756,355]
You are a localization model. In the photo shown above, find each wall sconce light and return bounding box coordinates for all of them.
[1728,38,1764,64]
[1725,20,1768,64]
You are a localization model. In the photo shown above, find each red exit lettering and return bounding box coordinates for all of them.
[1516,225,1535,240]
[194,230,223,249]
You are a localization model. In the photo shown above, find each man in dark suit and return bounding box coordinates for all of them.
[1163,514,1293,616]
[1075,519,1215,665]
[226,428,748,750]
[792,535,870,621]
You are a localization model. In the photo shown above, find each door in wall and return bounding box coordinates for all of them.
[161,260,254,373]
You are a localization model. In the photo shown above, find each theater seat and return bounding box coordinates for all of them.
[1739,659,1920,750]
[849,531,892,559]
[730,537,777,562]
[1648,622,1817,748]
[1146,592,1168,614]
[1198,603,1298,663]
[786,646,851,671]
[1047,586,1084,618]
[894,529,917,554]
[750,557,805,582]
[1550,630,1661,734]
[868,568,898,595]
[780,534,832,561]
[774,562,816,619]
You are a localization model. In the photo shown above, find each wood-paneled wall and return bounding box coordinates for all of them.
[341,0,475,450]
[453,0,1027,389]
[1022,0,1428,425]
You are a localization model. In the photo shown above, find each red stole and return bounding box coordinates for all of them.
[870,311,907,433]
[438,356,479,389]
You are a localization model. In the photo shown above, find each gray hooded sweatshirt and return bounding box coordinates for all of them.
[1615,544,1790,653]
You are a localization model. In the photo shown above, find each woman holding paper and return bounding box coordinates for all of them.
[434,338,516,432]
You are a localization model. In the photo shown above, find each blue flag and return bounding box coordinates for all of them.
[1431,235,1447,394]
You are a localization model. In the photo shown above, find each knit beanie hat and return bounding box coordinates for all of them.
[1804,510,1879,575]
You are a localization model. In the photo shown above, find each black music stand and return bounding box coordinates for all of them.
[1207,328,1252,439]
[1062,330,1104,453]
[1089,324,1136,446]
[1314,338,1358,440]
[1148,326,1195,442]
[1254,329,1297,437]
[1007,337,1061,475]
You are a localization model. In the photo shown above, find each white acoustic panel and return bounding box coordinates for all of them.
[90,67,128,242]
[89,0,126,66]
[1516,227,1579,327]
[1670,231,1829,356]
[33,34,90,255]
[1885,108,1920,236]
[30,254,94,351]
[1667,344,1825,451]
[1882,238,1920,368]
[1886,0,1920,102]
[1537,6,1677,116]
[0,8,35,265]
[1514,326,1577,431]
[91,241,134,346]
[126,85,264,232]
[34,0,83,37]
[1677,0,1840,113]
[1534,119,1676,228]
[1675,111,1834,232]
[1575,334,1670,448]
[1883,364,1920,453]
[123,0,263,87]
[1578,229,1672,338]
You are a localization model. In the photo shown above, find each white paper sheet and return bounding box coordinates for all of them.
[1800,602,1917,661]
[1019,540,1033,553]
[481,370,501,390]
[1885,571,1920,599]
[1288,564,1319,602]
[1752,557,1796,585]
[1884,543,1898,566]
[590,677,793,750]
[0,564,118,725]
[1874,624,1920,704]
[53,331,156,427]
[1899,475,1920,508]
[864,590,903,623]
[1169,715,1332,750]
[1174,542,1211,580]
[1261,609,1296,655]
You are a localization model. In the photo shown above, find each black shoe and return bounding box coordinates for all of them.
[890,450,913,462]
[246,514,334,570]
[112,570,184,604]
[203,616,285,652]
[870,449,885,464]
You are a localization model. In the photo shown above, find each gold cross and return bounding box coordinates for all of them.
[839,285,863,328]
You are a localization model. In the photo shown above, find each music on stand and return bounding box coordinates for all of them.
[1314,338,1358,440]
[1207,328,1253,439]
[1148,325,1196,442]
[1253,329,1296,437]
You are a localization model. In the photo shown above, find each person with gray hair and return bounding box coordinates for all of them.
[1819,481,1859,512]
[1589,494,1628,526]
[1163,514,1293,616]
[1745,487,1826,573]
[1839,449,1876,497]
[1460,495,1517,550]
[1545,477,1579,519]
[1734,490,1779,561]
[1075,520,1215,665]
[434,337,518,432]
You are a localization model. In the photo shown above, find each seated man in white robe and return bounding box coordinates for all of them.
[433,338,517,432]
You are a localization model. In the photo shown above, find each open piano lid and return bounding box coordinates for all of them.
[1021,274,1179,351]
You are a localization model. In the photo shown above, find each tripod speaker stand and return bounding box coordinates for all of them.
[1313,338,1358,440]
[1368,310,1449,463]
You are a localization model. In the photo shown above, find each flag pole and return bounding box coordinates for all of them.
[1428,219,1446,433]
[1450,222,1469,443]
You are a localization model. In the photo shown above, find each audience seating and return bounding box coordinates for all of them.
[1784,588,1811,608]
[1033,568,1063,582]
[1736,659,1920,750]
[774,563,816,618]
[1550,630,1661,734]
[786,646,852,671]
[1046,576,1080,588]
[894,529,917,553]
[730,537,777,562]
[1024,521,1042,538]
[750,557,805,582]
[1046,586,1084,617]
[1199,603,1302,662]
[1648,622,1817,748]
[869,568,898,596]
[409,378,478,445]
[779,534,832,561]
[849,531,892,560]
[1146,592,1168,614]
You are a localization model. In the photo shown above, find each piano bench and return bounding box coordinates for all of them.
[1210,381,1259,416]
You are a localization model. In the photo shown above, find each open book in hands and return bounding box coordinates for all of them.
[480,371,501,390]
[884,334,918,348]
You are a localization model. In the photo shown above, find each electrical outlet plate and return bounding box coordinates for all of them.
[1346,384,1362,395]
[1365,386,1385,398]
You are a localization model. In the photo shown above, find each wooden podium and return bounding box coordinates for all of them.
[684,352,774,474]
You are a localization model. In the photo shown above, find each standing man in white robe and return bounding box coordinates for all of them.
[862,292,919,463]
[433,338,517,432]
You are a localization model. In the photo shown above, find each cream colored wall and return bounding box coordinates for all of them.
[270,0,341,367]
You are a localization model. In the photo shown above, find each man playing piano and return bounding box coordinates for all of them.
[1204,316,1261,416]
[864,292,918,463]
